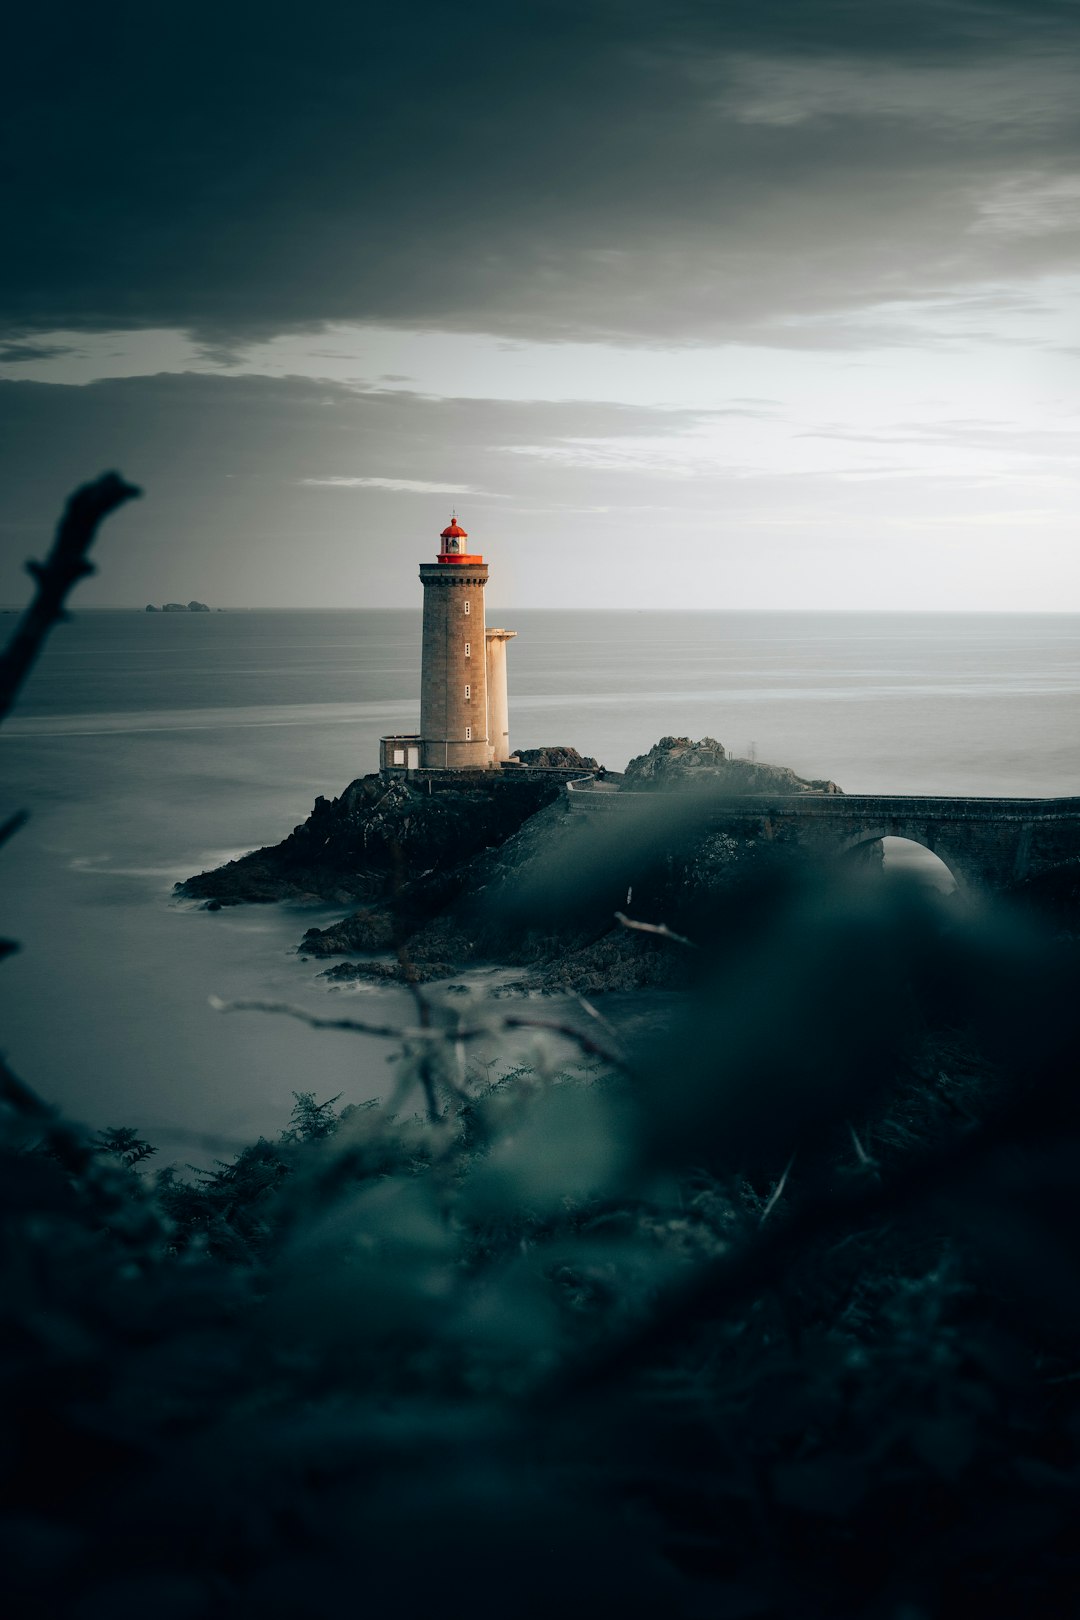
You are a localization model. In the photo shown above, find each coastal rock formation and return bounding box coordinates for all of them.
[145,604,159,612]
[177,771,568,918]
[510,745,599,771]
[162,602,188,612]
[181,737,847,992]
[319,958,458,985]
[188,600,210,612]
[624,736,842,795]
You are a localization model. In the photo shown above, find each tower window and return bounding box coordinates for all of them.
[465,726,472,740]
[464,641,471,657]
[464,684,471,699]
[463,600,470,615]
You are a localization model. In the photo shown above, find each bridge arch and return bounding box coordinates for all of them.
[838,828,962,893]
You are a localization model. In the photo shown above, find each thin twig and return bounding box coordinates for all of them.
[209,995,413,1041]
[760,1152,796,1223]
[576,994,622,1043]
[500,1014,632,1072]
[209,995,630,1072]
[398,949,440,1121]
[848,1122,876,1168]
[0,472,141,725]
[614,911,698,949]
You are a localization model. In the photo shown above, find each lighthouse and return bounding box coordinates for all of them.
[380,515,516,772]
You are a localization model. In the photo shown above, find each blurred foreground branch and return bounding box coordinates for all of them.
[0,471,141,725]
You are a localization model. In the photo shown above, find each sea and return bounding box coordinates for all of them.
[3,607,1080,1159]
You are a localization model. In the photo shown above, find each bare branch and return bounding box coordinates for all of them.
[848,1122,876,1169]
[0,1053,53,1119]
[209,995,413,1041]
[499,1014,631,1072]
[397,948,440,1120]
[576,994,622,1042]
[760,1152,796,1223]
[0,810,29,851]
[614,910,698,949]
[0,813,30,953]
[0,472,141,726]
[209,995,630,1074]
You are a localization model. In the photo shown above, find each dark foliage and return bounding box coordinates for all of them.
[5,871,1080,1618]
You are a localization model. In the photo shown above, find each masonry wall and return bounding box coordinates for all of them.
[419,562,490,768]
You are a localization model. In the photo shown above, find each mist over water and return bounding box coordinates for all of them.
[3,608,1079,1151]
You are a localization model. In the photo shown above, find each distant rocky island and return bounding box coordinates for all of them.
[145,601,212,612]
[177,737,845,993]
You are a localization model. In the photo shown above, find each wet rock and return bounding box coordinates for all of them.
[319,959,457,984]
[177,771,566,921]
[510,745,600,771]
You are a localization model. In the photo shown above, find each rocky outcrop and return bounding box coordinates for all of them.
[318,959,458,985]
[510,746,600,771]
[182,738,846,994]
[161,603,188,612]
[177,771,568,922]
[145,604,159,612]
[623,736,842,795]
[188,600,210,612]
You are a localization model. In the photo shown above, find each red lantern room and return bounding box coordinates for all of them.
[437,513,484,564]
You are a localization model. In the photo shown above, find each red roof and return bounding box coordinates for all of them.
[440,517,468,540]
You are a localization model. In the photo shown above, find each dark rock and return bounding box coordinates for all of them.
[177,771,567,924]
[510,745,600,771]
[144,603,159,612]
[533,929,683,994]
[319,959,457,984]
[161,602,188,612]
[188,600,210,612]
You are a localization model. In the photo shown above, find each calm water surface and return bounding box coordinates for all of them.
[3,609,1079,1150]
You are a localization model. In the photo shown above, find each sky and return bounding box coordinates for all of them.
[1,0,1078,610]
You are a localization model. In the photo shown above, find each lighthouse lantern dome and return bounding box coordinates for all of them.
[438,513,479,561]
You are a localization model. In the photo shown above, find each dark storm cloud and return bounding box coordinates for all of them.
[0,341,78,363]
[3,1,1078,348]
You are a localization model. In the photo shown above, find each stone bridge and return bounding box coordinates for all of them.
[565,780,1080,893]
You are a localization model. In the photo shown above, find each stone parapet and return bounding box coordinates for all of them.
[381,764,593,788]
[563,781,1080,892]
